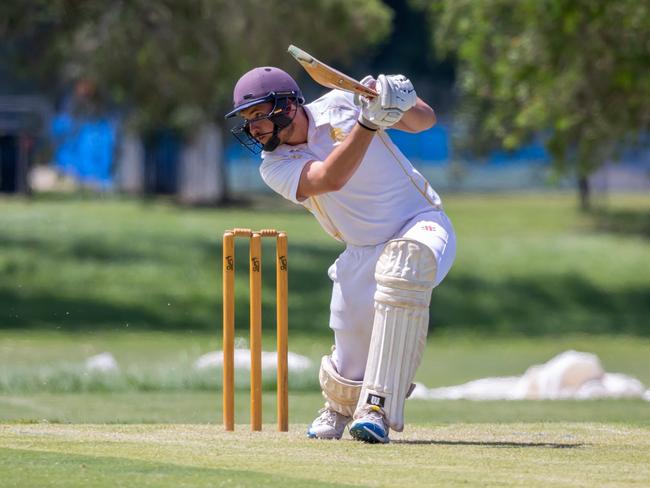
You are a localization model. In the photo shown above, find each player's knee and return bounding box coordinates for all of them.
[374,239,437,308]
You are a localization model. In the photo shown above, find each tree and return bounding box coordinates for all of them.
[3,0,393,129]
[1,0,392,201]
[417,0,650,210]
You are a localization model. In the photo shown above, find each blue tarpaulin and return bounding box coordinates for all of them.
[51,112,116,188]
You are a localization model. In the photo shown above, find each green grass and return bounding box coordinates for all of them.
[1,192,649,335]
[2,423,650,487]
[2,331,649,393]
[1,331,649,426]
[2,330,649,431]
[1,193,650,485]
[2,392,650,425]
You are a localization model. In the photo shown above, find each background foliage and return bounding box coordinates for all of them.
[3,0,649,206]
[1,0,392,132]
[417,0,650,208]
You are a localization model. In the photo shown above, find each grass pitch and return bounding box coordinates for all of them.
[2,423,649,487]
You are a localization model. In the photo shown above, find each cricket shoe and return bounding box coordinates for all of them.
[349,405,390,444]
[307,407,351,440]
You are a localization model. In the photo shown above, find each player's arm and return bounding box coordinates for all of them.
[392,98,436,133]
[296,123,375,200]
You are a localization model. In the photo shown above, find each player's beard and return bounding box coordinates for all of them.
[263,120,295,151]
[279,121,295,144]
[260,104,300,151]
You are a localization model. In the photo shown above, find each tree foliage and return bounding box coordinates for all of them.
[419,0,650,208]
[1,0,392,133]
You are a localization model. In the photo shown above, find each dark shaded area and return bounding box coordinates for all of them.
[1,231,648,335]
[365,0,455,111]
[0,237,341,334]
[393,440,583,448]
[144,129,180,195]
[0,288,180,331]
[0,234,154,263]
[590,207,650,238]
[0,132,32,195]
[1,449,344,488]
[431,273,650,336]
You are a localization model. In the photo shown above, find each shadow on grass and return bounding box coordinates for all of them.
[590,207,650,238]
[0,288,182,330]
[2,448,343,487]
[0,235,153,263]
[393,440,584,448]
[1,235,648,336]
[0,238,340,333]
[432,272,650,335]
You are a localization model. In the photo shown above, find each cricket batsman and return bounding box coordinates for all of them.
[225,66,456,443]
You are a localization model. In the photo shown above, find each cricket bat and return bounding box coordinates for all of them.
[287,45,377,99]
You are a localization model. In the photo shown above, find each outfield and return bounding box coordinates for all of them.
[2,193,649,335]
[1,193,649,486]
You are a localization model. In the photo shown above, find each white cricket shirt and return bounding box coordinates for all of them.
[260,90,442,246]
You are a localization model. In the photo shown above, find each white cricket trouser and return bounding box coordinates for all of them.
[329,209,456,380]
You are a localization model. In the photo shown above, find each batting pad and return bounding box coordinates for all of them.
[319,355,363,417]
[356,239,437,432]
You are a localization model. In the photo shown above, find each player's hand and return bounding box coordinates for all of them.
[378,74,417,114]
[353,75,378,105]
[354,75,401,129]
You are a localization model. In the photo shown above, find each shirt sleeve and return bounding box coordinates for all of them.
[259,153,313,204]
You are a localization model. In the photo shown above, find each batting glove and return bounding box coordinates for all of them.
[354,75,380,130]
[378,74,417,114]
[354,74,416,129]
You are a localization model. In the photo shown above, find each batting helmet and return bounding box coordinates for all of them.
[225,67,304,153]
[225,67,304,118]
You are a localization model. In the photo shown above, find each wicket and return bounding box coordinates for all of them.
[222,228,288,432]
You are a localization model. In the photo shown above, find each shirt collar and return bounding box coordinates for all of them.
[303,99,331,130]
